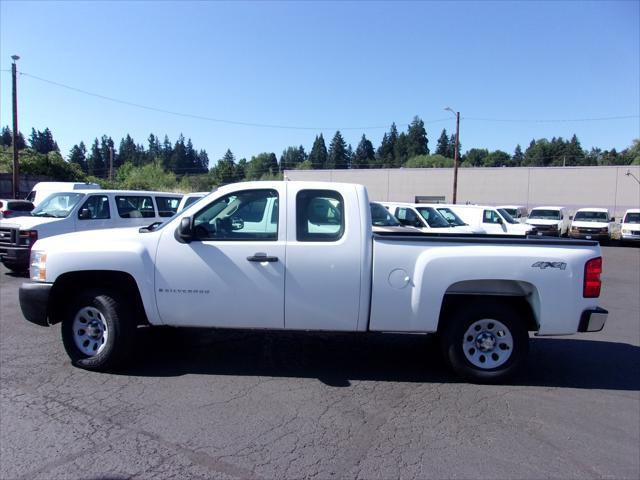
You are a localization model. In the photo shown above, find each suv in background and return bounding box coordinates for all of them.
[620,209,640,244]
[0,199,34,219]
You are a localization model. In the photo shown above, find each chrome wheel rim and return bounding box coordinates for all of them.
[72,307,109,356]
[462,319,513,369]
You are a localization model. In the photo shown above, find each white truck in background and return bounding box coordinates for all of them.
[20,181,608,383]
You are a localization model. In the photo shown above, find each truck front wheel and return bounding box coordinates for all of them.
[440,301,528,383]
[61,290,135,371]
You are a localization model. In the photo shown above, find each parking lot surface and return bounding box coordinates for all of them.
[1,246,639,479]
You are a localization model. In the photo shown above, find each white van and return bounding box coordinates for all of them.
[379,202,475,233]
[526,206,570,237]
[620,208,640,243]
[447,205,533,236]
[0,189,182,272]
[569,208,613,243]
[26,182,101,206]
[497,205,528,222]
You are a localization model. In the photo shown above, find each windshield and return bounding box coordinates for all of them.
[370,203,400,226]
[623,212,640,224]
[436,207,466,226]
[574,211,608,222]
[31,192,84,218]
[416,207,451,228]
[497,208,518,224]
[502,208,517,217]
[529,209,561,220]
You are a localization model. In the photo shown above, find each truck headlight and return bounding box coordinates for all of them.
[622,229,629,234]
[30,251,47,282]
[571,227,579,232]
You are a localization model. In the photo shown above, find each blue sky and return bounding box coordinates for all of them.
[1,1,638,163]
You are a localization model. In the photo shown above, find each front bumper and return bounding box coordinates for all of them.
[19,282,52,327]
[621,232,640,242]
[0,246,31,269]
[569,232,609,242]
[578,307,608,332]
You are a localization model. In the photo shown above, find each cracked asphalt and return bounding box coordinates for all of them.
[1,246,639,479]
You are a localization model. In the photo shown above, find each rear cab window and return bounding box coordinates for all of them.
[296,190,344,242]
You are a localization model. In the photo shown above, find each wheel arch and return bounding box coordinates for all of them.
[48,270,149,326]
[438,279,540,333]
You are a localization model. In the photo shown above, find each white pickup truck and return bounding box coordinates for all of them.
[19,181,608,383]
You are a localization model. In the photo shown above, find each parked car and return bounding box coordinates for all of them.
[177,192,209,212]
[497,205,528,222]
[620,208,640,243]
[447,205,534,236]
[569,208,613,244]
[370,202,419,233]
[20,181,608,383]
[526,206,570,237]
[0,199,34,219]
[25,182,101,207]
[379,202,476,233]
[0,190,182,272]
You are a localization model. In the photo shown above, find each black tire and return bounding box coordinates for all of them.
[61,289,135,371]
[440,299,529,384]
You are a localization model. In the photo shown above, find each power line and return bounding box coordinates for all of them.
[2,69,636,129]
[1,69,449,130]
[464,115,639,123]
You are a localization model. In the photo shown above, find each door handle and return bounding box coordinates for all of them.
[247,253,279,263]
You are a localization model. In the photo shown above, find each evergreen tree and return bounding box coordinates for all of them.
[170,134,188,174]
[87,138,105,177]
[327,130,349,169]
[352,134,375,169]
[346,144,353,169]
[447,134,457,159]
[68,142,88,173]
[436,129,450,157]
[406,116,429,157]
[161,135,173,170]
[0,127,12,147]
[394,132,409,166]
[118,134,139,167]
[280,145,307,171]
[147,134,160,162]
[213,149,237,184]
[308,134,328,169]
[29,128,59,154]
[463,148,489,167]
[236,158,247,180]
[197,149,209,172]
[512,144,524,166]
[376,123,399,167]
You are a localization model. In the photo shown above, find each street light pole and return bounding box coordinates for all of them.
[445,107,460,204]
[11,55,20,199]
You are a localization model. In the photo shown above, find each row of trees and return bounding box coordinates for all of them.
[1,118,639,192]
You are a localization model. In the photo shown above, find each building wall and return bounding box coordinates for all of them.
[285,165,640,217]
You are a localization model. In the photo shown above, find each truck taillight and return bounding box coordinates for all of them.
[583,257,602,298]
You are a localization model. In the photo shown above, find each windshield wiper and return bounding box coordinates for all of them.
[32,212,56,218]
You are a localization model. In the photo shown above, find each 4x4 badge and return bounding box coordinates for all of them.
[532,261,567,270]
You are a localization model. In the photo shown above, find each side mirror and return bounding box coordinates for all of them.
[610,217,615,222]
[78,208,91,220]
[231,216,244,231]
[176,216,193,243]
[569,215,573,220]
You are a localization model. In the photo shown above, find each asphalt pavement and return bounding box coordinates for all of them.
[1,246,638,479]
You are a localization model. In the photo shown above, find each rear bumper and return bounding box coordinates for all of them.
[19,282,52,327]
[578,307,608,332]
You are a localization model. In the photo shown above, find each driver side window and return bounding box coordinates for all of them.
[192,189,278,241]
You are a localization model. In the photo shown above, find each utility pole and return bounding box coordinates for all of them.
[445,107,460,204]
[11,55,20,199]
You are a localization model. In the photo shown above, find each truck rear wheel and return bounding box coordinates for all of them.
[61,290,135,371]
[440,300,528,383]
